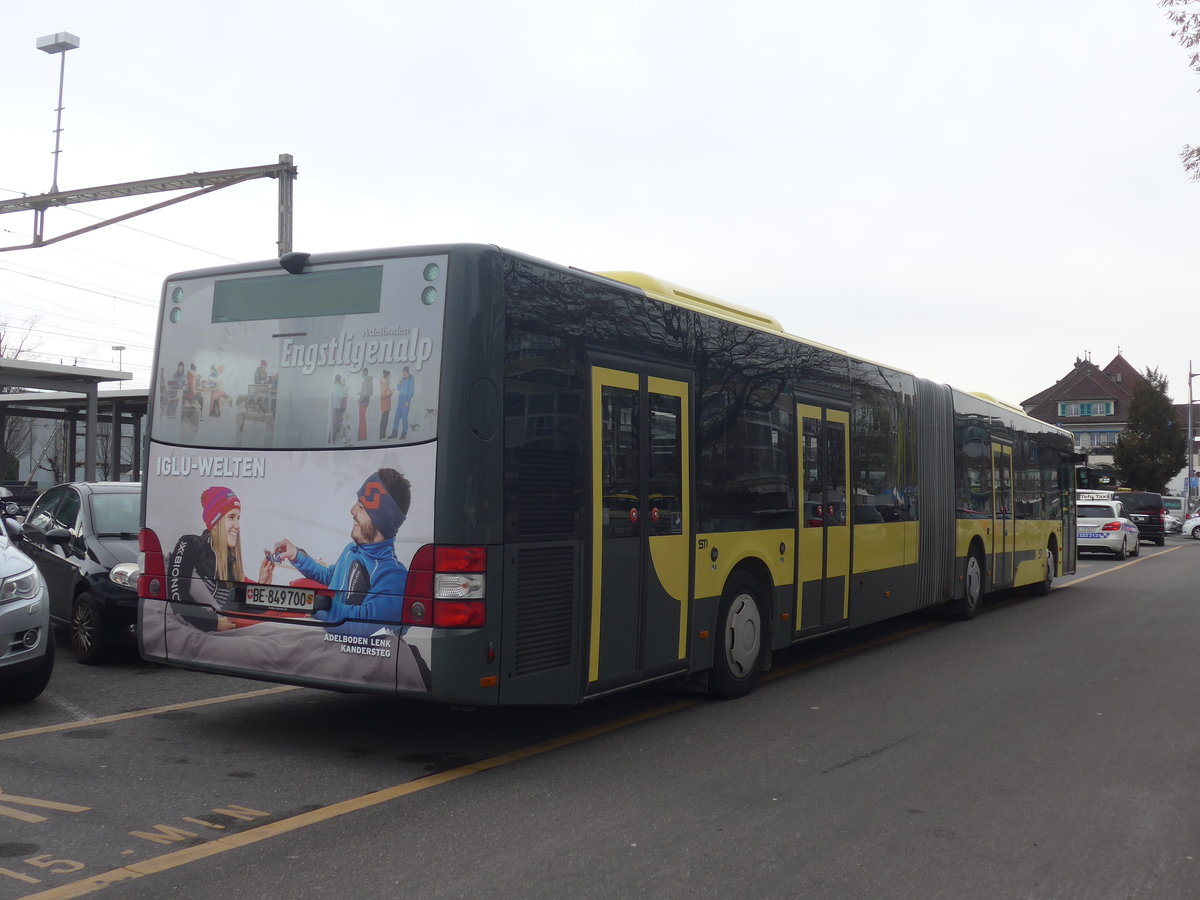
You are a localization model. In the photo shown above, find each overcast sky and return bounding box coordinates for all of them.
[2,1,1198,411]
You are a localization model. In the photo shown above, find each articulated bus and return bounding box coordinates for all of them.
[138,244,1076,704]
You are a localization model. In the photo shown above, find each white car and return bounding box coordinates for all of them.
[1164,513,1182,534]
[1077,500,1141,560]
[0,516,54,702]
[1184,513,1200,540]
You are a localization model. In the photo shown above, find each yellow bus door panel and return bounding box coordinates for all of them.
[991,443,1014,587]
[595,539,640,681]
[648,533,688,661]
[796,404,850,631]
[589,367,690,687]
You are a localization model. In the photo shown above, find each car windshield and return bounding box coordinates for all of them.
[91,492,141,538]
[1078,504,1118,519]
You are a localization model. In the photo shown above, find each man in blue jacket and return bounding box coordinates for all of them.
[388,366,416,439]
[264,468,411,636]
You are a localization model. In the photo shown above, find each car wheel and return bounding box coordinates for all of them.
[709,573,767,699]
[4,634,54,702]
[1192,524,1200,540]
[1113,538,1126,561]
[71,593,108,665]
[951,547,985,620]
[1154,536,1165,547]
[1130,537,1140,557]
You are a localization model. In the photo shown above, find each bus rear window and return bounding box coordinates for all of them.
[213,267,382,322]
[153,255,446,451]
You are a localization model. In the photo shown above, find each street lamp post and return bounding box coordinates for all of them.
[1189,362,1198,515]
[112,345,125,371]
[36,32,80,194]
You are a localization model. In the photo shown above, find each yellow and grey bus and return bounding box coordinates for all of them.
[138,244,1076,704]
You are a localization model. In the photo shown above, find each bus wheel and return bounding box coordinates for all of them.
[710,574,766,699]
[951,548,984,620]
[1032,545,1056,595]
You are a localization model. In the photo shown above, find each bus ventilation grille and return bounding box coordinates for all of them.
[514,448,579,536]
[513,545,576,676]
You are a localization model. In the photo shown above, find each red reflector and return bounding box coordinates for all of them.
[138,528,167,600]
[435,546,486,572]
[433,599,486,628]
[402,545,487,627]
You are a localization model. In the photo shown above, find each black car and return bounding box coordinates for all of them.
[1115,490,1166,547]
[18,482,141,664]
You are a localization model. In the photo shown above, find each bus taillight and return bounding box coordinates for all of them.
[402,544,487,628]
[138,528,168,600]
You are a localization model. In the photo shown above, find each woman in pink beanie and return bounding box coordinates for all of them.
[166,486,256,630]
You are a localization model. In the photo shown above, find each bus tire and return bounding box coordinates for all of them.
[71,593,107,666]
[950,547,985,620]
[709,573,766,699]
[1032,544,1056,595]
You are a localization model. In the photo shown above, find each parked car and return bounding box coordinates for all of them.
[1076,499,1141,560]
[1113,490,1166,547]
[0,515,54,701]
[1,486,20,518]
[1164,513,1182,535]
[1,483,42,517]
[17,482,141,664]
[1184,512,1200,540]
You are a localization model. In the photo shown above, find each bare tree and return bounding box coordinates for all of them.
[0,318,41,483]
[1162,0,1200,179]
[36,422,67,486]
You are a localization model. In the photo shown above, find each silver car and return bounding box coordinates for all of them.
[1077,500,1141,560]
[0,517,54,702]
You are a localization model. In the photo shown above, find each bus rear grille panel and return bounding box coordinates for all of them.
[513,545,576,675]
[513,448,579,536]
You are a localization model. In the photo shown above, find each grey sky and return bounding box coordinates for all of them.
[2,1,1197,409]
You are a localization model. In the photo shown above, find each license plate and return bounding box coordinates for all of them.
[244,584,315,611]
[1078,532,1105,539]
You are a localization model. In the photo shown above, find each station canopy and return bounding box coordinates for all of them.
[0,358,146,483]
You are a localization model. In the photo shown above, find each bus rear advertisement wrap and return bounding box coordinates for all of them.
[140,256,447,694]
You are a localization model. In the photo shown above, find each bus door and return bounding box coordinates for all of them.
[991,441,1014,587]
[796,404,850,631]
[588,365,691,694]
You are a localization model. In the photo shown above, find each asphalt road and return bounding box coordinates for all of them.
[2,536,1198,899]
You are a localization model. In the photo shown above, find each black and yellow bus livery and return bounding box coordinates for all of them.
[138,244,1075,704]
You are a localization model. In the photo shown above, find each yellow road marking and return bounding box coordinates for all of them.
[18,697,700,899]
[1063,543,1181,587]
[0,789,89,824]
[13,550,1168,897]
[0,685,300,743]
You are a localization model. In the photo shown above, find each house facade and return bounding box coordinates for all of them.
[1021,354,1148,466]
[1021,353,1196,495]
